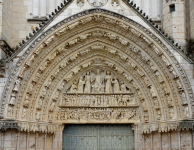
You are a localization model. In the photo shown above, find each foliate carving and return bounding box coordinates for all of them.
[168,123,177,131]
[150,124,158,133]
[141,124,150,134]
[94,15,103,22]
[60,94,137,107]
[117,22,129,30]
[56,108,138,122]
[91,43,104,50]
[79,33,91,41]
[159,123,168,132]
[104,18,117,24]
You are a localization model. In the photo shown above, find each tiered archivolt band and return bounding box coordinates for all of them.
[1,9,193,134]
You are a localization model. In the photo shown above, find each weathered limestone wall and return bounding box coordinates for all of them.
[0,127,192,150]
[135,126,193,150]
[162,0,189,47]
[190,0,194,39]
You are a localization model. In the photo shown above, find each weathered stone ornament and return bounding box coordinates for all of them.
[87,0,108,7]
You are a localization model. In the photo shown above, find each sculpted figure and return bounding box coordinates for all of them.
[104,71,112,93]
[36,112,41,121]
[169,109,174,118]
[184,107,189,118]
[28,82,36,94]
[22,108,27,118]
[92,69,104,93]
[48,114,53,122]
[7,107,13,117]
[49,102,55,112]
[162,83,170,95]
[13,78,21,92]
[32,70,42,83]
[84,72,93,93]
[150,86,157,98]
[77,76,85,93]
[70,80,77,93]
[153,98,160,109]
[54,90,60,100]
[142,101,148,112]
[120,81,127,93]
[23,93,30,107]
[111,77,120,93]
[167,96,173,108]
[175,80,183,91]
[9,92,16,105]
[37,97,43,109]
[155,71,164,83]
[181,92,188,105]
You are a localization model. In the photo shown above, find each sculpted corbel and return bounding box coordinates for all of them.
[9,92,16,105]
[151,44,162,56]
[80,17,93,24]
[44,35,55,46]
[118,37,128,46]
[67,22,79,30]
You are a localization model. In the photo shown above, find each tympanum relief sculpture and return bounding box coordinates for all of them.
[56,69,140,123]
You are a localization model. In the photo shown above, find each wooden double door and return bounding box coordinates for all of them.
[62,124,134,150]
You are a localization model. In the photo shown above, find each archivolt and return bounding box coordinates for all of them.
[1,9,193,133]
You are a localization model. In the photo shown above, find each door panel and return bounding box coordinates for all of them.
[63,125,134,150]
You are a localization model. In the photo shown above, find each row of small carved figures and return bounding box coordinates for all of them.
[61,95,135,106]
[57,108,137,120]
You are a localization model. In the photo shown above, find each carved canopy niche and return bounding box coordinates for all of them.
[1,9,193,133]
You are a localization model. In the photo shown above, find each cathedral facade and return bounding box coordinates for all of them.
[0,0,194,149]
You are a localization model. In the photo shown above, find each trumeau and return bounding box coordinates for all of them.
[1,8,194,134]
